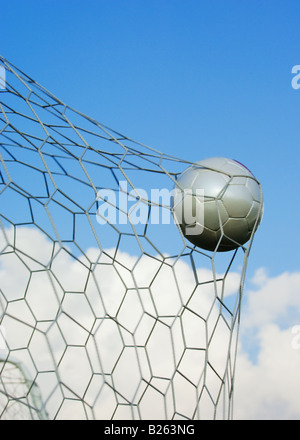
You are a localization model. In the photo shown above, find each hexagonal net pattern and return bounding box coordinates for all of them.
[0,56,257,420]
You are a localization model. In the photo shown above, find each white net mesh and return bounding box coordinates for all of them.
[0,56,261,420]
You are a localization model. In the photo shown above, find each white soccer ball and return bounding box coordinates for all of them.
[172,157,263,252]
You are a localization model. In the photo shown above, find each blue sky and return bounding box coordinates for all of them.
[2,0,300,277]
[1,0,300,419]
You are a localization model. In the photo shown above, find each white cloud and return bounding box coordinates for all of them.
[234,269,300,420]
[241,268,300,330]
[235,324,300,419]
[0,226,300,420]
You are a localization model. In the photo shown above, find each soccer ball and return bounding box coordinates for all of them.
[172,157,263,252]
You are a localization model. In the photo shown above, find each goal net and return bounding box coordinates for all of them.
[0,56,260,420]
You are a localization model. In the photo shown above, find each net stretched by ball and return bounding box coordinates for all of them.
[0,56,263,420]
